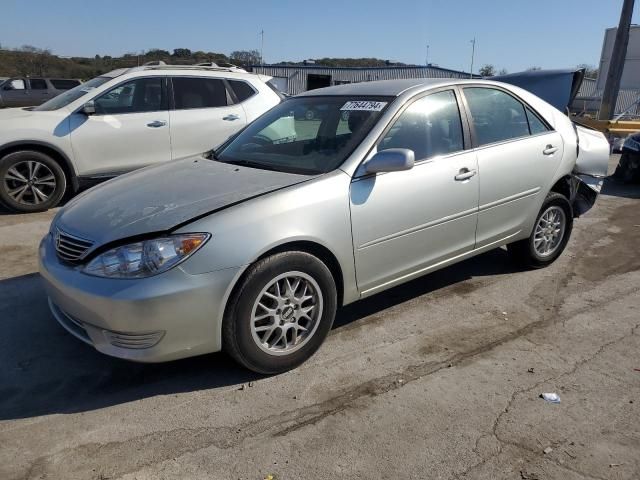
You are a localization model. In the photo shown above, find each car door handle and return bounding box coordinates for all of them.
[454,168,477,181]
[543,144,558,155]
[223,114,240,121]
[146,120,167,128]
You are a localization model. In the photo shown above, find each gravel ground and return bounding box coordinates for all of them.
[0,155,638,480]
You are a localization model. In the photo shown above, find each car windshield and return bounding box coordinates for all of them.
[33,76,112,111]
[215,96,392,175]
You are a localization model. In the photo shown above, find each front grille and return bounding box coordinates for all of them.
[55,228,94,262]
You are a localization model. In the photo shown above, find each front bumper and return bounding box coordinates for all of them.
[38,233,240,362]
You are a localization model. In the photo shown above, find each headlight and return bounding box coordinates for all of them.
[83,233,210,278]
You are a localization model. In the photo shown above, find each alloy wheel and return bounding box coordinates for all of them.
[250,271,323,356]
[533,205,566,257]
[3,160,57,206]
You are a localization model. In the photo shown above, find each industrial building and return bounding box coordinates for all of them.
[249,64,474,96]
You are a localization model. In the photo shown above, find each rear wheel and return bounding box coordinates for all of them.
[508,192,573,268]
[222,251,337,374]
[0,150,67,212]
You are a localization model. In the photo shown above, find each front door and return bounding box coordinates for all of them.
[69,76,171,175]
[168,76,247,160]
[350,89,479,295]
[1,78,29,107]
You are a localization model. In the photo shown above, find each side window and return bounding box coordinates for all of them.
[378,90,464,160]
[464,87,529,146]
[172,77,227,109]
[94,78,166,114]
[50,79,81,90]
[525,106,549,135]
[9,79,26,90]
[30,79,48,90]
[228,80,256,103]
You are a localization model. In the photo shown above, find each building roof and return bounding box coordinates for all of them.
[251,63,471,76]
[297,78,472,97]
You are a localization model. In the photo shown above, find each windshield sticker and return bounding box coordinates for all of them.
[340,101,387,112]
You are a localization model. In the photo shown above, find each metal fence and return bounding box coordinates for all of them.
[573,77,640,116]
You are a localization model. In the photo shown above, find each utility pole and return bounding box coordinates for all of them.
[599,0,635,120]
[469,38,476,78]
[425,44,430,66]
[260,29,264,65]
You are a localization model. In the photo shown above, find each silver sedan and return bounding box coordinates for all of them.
[39,79,609,373]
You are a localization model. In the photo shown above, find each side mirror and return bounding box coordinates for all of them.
[3,84,14,91]
[82,101,96,115]
[363,148,415,174]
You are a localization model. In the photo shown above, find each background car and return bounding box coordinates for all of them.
[0,64,283,212]
[39,79,609,374]
[0,77,81,108]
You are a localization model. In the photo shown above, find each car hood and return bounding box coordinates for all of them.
[55,156,314,247]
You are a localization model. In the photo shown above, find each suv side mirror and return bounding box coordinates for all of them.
[363,148,415,174]
[3,84,14,91]
[82,100,96,115]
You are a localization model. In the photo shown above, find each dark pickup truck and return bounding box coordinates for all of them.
[0,77,82,108]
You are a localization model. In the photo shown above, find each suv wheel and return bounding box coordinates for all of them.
[0,150,67,213]
[223,251,337,374]
[508,192,573,268]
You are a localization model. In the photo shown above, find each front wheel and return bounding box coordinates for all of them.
[507,192,573,268]
[222,251,337,374]
[0,150,67,213]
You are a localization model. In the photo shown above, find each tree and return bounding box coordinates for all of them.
[230,50,262,66]
[172,48,192,58]
[527,66,542,71]
[498,68,508,75]
[577,63,599,79]
[478,64,495,77]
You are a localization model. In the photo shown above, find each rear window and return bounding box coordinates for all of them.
[172,77,228,109]
[228,80,256,102]
[50,79,81,90]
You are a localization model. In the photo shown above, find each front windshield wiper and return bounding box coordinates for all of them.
[220,158,283,172]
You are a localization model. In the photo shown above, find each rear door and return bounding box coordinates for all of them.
[69,76,171,175]
[461,86,563,248]
[168,76,247,160]
[28,78,53,104]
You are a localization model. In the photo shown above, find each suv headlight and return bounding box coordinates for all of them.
[83,233,210,278]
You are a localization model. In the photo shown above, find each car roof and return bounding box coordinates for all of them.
[298,78,493,97]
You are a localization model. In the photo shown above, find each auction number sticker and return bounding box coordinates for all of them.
[340,100,387,111]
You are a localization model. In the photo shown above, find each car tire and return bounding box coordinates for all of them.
[222,251,338,374]
[507,192,573,268]
[0,150,67,213]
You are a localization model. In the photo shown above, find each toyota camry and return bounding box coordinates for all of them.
[39,79,609,373]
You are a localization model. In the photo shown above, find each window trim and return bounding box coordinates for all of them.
[169,75,234,111]
[28,78,48,90]
[369,87,471,167]
[86,75,169,116]
[459,84,554,150]
[226,78,258,104]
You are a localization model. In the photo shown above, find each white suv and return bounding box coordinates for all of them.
[0,63,283,212]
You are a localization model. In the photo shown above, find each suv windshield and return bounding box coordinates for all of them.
[215,96,392,175]
[33,76,112,111]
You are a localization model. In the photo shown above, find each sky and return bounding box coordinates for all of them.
[1,0,638,73]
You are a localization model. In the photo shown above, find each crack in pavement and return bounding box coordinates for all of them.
[457,323,639,480]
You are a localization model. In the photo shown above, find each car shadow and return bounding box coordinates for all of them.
[0,248,521,421]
